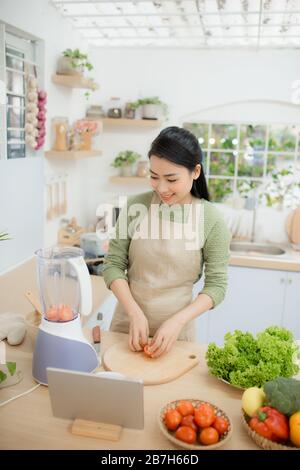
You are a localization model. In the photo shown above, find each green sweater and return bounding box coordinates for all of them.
[103,191,231,308]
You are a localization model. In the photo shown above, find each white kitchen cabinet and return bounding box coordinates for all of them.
[196,266,300,346]
[193,278,209,344]
[197,266,288,345]
[86,294,117,331]
[282,271,300,340]
[88,268,299,345]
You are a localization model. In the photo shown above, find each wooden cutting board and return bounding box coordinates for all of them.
[286,207,300,245]
[103,341,199,385]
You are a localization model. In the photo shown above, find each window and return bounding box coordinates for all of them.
[184,121,300,204]
[0,26,40,160]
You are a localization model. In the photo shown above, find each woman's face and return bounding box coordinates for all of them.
[149,155,200,205]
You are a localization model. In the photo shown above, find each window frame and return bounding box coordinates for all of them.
[183,120,300,203]
[0,22,44,160]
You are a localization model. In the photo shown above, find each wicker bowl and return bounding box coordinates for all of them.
[241,410,299,451]
[158,399,233,450]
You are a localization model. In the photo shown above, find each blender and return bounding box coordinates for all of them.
[32,246,98,385]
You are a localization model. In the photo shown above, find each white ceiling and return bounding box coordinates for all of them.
[50,0,300,49]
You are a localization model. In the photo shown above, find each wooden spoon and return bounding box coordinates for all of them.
[24,290,42,316]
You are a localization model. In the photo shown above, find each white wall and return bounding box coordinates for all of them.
[0,0,90,271]
[83,46,300,224]
[1,0,300,269]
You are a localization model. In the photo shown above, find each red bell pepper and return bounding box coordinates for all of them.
[249,406,289,442]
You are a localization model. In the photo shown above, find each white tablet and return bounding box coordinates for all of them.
[47,368,144,430]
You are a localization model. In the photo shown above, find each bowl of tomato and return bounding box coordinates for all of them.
[158,399,233,450]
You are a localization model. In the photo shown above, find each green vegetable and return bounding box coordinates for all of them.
[0,370,7,383]
[6,362,16,376]
[263,377,300,416]
[206,326,300,389]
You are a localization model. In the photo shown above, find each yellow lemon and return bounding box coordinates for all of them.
[242,387,265,417]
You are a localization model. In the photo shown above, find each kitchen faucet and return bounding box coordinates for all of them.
[251,206,257,243]
[245,194,257,243]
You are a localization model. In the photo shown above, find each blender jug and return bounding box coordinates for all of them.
[32,246,98,385]
[36,246,92,322]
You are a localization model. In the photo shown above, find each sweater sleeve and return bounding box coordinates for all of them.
[200,215,231,308]
[102,191,153,289]
[102,201,131,289]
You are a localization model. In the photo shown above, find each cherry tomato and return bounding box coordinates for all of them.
[213,416,229,435]
[143,344,152,358]
[164,409,182,431]
[175,426,197,444]
[194,403,216,428]
[181,414,198,432]
[199,427,219,445]
[46,307,58,321]
[59,305,73,322]
[176,400,195,417]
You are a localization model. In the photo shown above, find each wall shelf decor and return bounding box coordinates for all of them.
[93,118,164,128]
[45,150,102,159]
[52,74,97,90]
[110,176,149,184]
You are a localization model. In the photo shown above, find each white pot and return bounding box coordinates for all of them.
[121,165,133,177]
[142,104,160,120]
[57,56,84,76]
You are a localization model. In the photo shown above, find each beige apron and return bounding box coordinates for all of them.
[110,192,203,341]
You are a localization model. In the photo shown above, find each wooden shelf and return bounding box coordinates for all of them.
[110,176,149,184]
[90,118,163,128]
[45,150,102,160]
[52,74,97,90]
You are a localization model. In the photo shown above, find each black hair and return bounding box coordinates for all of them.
[148,126,210,201]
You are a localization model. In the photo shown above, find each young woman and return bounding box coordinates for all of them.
[103,126,231,358]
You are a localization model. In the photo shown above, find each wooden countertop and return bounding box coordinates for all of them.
[230,245,300,272]
[0,330,257,450]
[0,254,296,449]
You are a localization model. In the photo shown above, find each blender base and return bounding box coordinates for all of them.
[32,329,99,385]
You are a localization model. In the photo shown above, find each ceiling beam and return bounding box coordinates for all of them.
[75,23,300,29]
[60,11,300,18]
[195,0,208,45]
[87,44,300,50]
[52,0,174,3]
[257,0,263,49]
[82,34,300,39]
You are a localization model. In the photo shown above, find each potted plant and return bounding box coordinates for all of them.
[133,96,168,120]
[124,102,138,119]
[57,48,94,76]
[0,231,10,241]
[111,150,141,177]
[259,167,300,210]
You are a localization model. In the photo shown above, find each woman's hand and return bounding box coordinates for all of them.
[147,317,185,358]
[128,309,149,352]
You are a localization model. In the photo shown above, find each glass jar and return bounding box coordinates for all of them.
[137,160,149,177]
[107,97,122,119]
[52,117,69,151]
[124,102,136,119]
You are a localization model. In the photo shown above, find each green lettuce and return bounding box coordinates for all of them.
[205,326,300,389]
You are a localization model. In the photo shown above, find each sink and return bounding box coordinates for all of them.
[230,242,286,257]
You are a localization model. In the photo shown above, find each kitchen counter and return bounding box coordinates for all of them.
[0,330,257,450]
[0,256,295,450]
[230,245,300,272]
